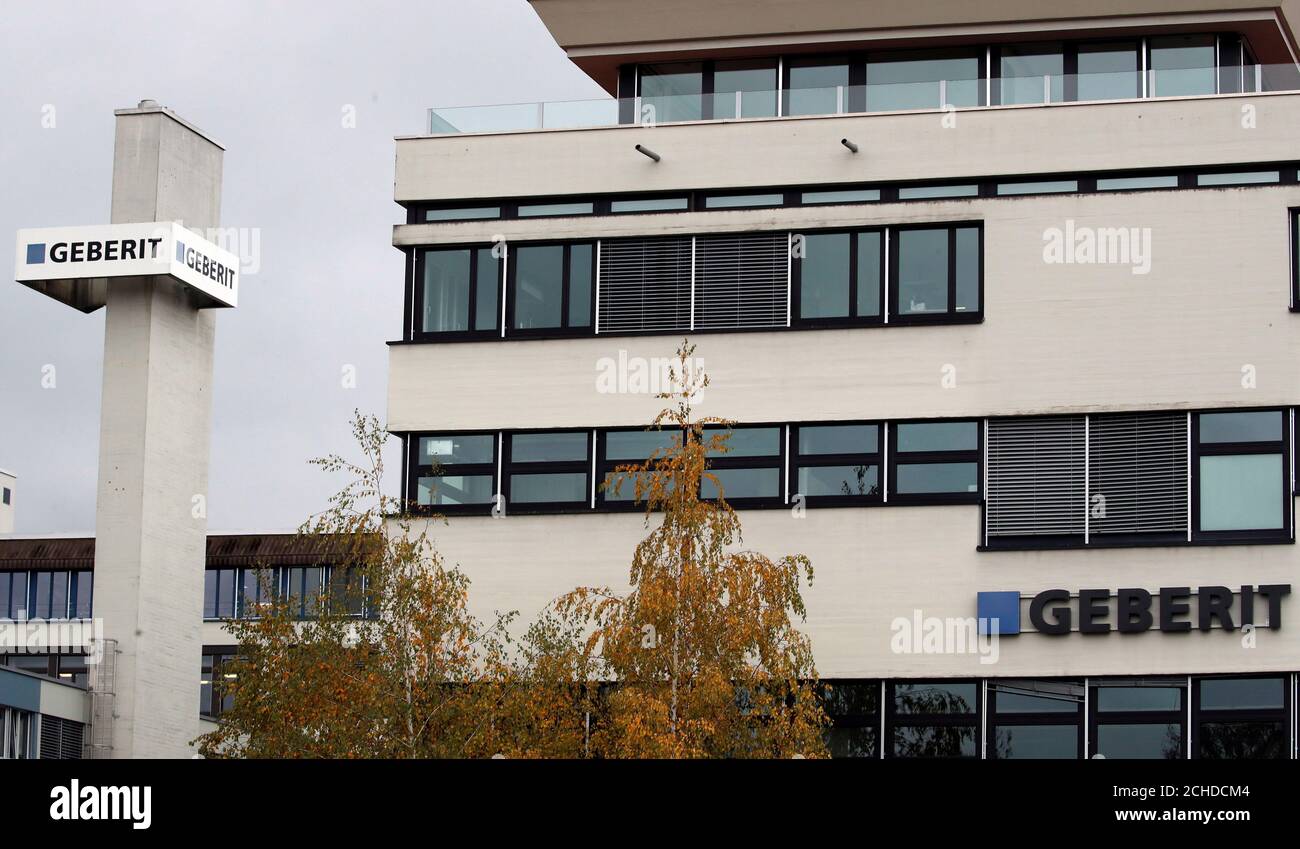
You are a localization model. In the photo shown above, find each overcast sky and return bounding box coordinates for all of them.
[0,0,603,534]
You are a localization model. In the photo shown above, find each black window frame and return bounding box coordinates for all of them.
[200,646,240,719]
[202,567,239,621]
[503,429,594,514]
[1088,678,1187,760]
[595,426,684,511]
[406,431,500,517]
[1290,207,1299,312]
[791,227,885,329]
[987,679,1085,760]
[821,679,881,759]
[700,424,785,510]
[1191,408,1293,544]
[888,222,984,325]
[789,421,883,508]
[1192,674,1291,759]
[281,566,325,620]
[411,245,502,342]
[864,47,988,111]
[887,419,982,506]
[505,240,597,339]
[885,679,981,759]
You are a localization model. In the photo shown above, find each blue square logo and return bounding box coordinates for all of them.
[977,591,1020,636]
[25,243,45,264]
[175,240,186,263]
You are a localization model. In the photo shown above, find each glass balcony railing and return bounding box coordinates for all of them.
[427,63,1300,135]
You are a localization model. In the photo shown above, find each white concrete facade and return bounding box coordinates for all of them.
[387,8,1300,689]
[92,106,223,758]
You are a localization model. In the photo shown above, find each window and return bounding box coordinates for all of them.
[415,246,500,338]
[203,568,238,619]
[239,568,276,618]
[996,179,1078,196]
[896,184,979,200]
[56,654,88,687]
[822,680,880,758]
[712,59,778,119]
[517,201,594,218]
[866,50,982,111]
[1096,174,1179,191]
[638,62,703,123]
[5,654,54,677]
[887,680,979,758]
[888,421,980,504]
[2,571,29,619]
[801,188,880,205]
[794,230,882,325]
[986,409,1287,548]
[283,567,324,619]
[693,232,788,330]
[1076,41,1141,101]
[997,43,1064,104]
[328,567,368,617]
[596,428,680,508]
[784,58,851,116]
[409,433,497,513]
[1,487,9,505]
[1090,679,1185,759]
[70,571,91,619]
[508,242,594,335]
[1196,170,1279,186]
[1148,35,1216,97]
[1194,410,1289,540]
[1292,209,1300,311]
[424,206,500,222]
[200,650,239,718]
[989,680,1084,759]
[1,707,36,759]
[30,571,69,619]
[597,236,693,333]
[702,193,785,209]
[609,196,689,213]
[1194,676,1289,759]
[701,426,783,506]
[1088,412,1188,542]
[790,423,881,506]
[504,431,592,511]
[889,224,982,322]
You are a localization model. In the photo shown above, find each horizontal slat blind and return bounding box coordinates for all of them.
[694,232,788,330]
[987,416,1086,538]
[597,237,693,333]
[1088,412,1187,536]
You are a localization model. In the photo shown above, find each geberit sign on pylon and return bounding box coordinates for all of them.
[14,221,238,309]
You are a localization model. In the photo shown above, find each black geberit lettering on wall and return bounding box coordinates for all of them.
[1117,588,1153,632]
[1024,584,1290,634]
[1258,584,1291,629]
[1078,589,1111,633]
[1197,585,1234,631]
[1029,589,1072,635]
[1159,587,1192,632]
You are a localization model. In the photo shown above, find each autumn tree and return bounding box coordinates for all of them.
[194,413,518,759]
[551,342,829,758]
